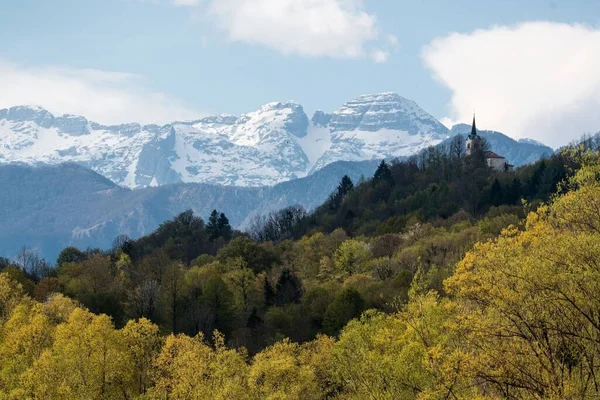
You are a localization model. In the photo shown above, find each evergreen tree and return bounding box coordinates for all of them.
[508,177,522,204]
[337,175,354,197]
[373,160,394,184]
[207,210,219,240]
[329,175,355,211]
[275,269,304,306]
[217,213,232,240]
[263,276,275,308]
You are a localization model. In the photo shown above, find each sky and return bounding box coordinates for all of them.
[1,0,600,148]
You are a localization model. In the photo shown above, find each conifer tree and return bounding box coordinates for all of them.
[207,210,219,240]
[275,269,304,306]
[337,175,354,197]
[373,160,394,184]
[263,276,275,308]
[217,213,232,240]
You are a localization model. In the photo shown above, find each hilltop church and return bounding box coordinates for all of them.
[466,115,513,172]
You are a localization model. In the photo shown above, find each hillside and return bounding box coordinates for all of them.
[0,160,379,259]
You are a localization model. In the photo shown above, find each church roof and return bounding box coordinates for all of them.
[468,114,478,140]
[485,151,505,159]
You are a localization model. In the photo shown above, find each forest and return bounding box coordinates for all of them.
[0,137,599,399]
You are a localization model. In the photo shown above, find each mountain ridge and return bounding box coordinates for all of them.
[0,159,380,260]
[1,93,541,190]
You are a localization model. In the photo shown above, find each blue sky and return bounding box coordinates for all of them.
[1,0,600,147]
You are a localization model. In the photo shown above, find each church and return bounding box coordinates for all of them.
[466,115,514,172]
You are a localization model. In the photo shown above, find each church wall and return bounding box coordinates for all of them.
[487,157,506,171]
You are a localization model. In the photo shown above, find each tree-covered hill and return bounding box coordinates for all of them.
[284,136,570,239]
[0,146,599,398]
[0,136,597,398]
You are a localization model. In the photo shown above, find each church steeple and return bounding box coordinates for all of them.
[466,113,479,156]
[469,113,478,139]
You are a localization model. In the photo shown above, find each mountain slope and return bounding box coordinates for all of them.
[0,160,379,260]
[309,93,450,172]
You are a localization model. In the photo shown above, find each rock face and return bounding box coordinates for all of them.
[311,111,332,127]
[329,92,449,134]
[0,93,551,188]
[310,93,451,172]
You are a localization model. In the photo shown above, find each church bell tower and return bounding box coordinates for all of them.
[466,114,479,156]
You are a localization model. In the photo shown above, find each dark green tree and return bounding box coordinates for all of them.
[56,246,87,268]
[200,276,234,338]
[263,275,275,308]
[337,175,354,197]
[490,178,503,206]
[323,287,365,335]
[373,160,394,184]
[217,212,232,240]
[275,268,304,306]
[508,177,522,205]
[207,210,219,240]
[217,236,278,274]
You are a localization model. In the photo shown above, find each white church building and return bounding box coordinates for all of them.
[466,115,514,172]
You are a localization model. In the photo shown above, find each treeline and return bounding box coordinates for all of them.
[1,148,600,398]
[285,135,573,238]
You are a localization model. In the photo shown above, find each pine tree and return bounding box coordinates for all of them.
[507,177,522,205]
[337,175,354,197]
[329,175,355,210]
[373,160,394,184]
[217,213,232,240]
[263,276,275,307]
[207,210,219,239]
[275,269,304,306]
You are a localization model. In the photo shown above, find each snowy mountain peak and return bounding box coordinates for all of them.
[2,105,55,129]
[229,101,309,145]
[329,92,449,134]
[0,93,548,190]
[194,114,238,125]
[1,106,92,136]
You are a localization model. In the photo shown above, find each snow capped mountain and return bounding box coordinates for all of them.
[0,102,312,188]
[310,93,450,172]
[0,93,495,188]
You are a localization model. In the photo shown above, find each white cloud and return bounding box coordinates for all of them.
[208,0,382,60]
[422,22,600,148]
[440,117,461,130]
[129,0,393,62]
[0,61,200,124]
[371,49,389,63]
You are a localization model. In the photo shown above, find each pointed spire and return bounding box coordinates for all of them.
[471,113,477,137]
